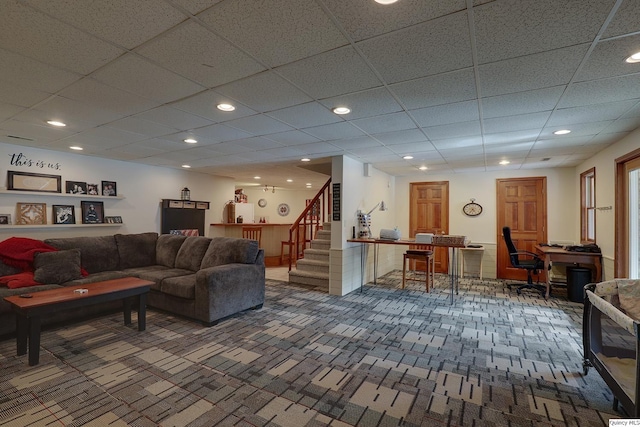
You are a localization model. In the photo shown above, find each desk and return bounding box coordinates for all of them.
[348,238,467,304]
[535,245,602,299]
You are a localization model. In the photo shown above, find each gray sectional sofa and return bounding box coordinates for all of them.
[0,232,265,337]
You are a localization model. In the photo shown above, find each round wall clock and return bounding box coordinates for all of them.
[277,203,290,216]
[463,199,483,216]
[258,198,267,208]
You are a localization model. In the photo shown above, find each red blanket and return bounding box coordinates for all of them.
[0,237,60,289]
[0,237,58,271]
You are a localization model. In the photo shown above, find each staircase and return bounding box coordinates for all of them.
[288,222,331,290]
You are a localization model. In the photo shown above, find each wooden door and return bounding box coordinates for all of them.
[496,177,547,280]
[410,181,449,273]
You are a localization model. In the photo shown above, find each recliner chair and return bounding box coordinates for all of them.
[502,226,547,296]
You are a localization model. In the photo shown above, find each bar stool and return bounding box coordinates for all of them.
[402,249,435,292]
[242,226,262,247]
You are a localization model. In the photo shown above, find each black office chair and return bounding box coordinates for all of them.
[502,226,547,296]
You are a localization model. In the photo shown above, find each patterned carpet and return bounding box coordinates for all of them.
[0,273,623,426]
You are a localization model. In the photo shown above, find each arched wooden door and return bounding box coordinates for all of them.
[496,177,547,280]
[409,181,449,273]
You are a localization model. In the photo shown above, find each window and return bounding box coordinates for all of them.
[580,168,595,243]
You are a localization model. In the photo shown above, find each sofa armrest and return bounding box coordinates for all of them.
[194,263,265,324]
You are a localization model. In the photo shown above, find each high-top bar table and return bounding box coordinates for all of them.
[348,236,468,304]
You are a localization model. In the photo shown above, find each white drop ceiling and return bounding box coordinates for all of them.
[0,0,639,189]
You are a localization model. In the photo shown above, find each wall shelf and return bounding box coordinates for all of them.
[0,223,123,230]
[0,189,125,200]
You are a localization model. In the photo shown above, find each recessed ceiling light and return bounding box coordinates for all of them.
[301,158,311,162]
[332,107,351,115]
[625,52,640,63]
[182,164,191,168]
[184,138,198,144]
[217,103,235,111]
[47,120,66,127]
[419,165,427,170]
[306,183,312,186]
[254,176,261,179]
[69,146,83,151]
[286,179,293,182]
[375,0,398,4]
[499,160,510,165]
[553,129,571,135]
[403,155,413,160]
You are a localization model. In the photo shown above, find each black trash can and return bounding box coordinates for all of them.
[566,266,592,303]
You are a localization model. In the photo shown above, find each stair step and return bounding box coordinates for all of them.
[289,270,329,289]
[303,248,329,261]
[296,259,329,274]
[311,240,330,250]
[315,230,331,241]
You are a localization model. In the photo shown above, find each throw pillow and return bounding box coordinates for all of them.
[33,249,83,284]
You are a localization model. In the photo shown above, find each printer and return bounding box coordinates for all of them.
[415,233,434,244]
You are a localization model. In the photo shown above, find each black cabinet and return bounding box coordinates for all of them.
[161,199,210,236]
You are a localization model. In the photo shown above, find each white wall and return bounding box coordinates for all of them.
[0,143,235,239]
[238,186,321,224]
[575,127,640,278]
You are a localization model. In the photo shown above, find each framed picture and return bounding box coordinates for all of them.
[104,216,122,224]
[81,201,104,224]
[101,181,117,196]
[0,214,11,225]
[16,203,47,225]
[53,205,75,224]
[7,171,61,193]
[66,181,87,195]
[87,183,99,195]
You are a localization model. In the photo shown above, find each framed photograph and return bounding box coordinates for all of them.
[81,201,104,224]
[113,215,122,223]
[66,181,87,195]
[101,181,117,196]
[7,171,61,193]
[87,183,99,195]
[53,205,75,224]
[0,214,11,225]
[16,203,47,225]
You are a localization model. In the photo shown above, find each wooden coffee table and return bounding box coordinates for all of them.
[3,277,153,366]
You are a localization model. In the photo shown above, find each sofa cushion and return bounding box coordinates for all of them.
[33,249,83,284]
[174,236,211,271]
[160,274,196,299]
[59,271,132,287]
[122,266,193,291]
[156,234,187,268]
[200,237,260,269]
[45,236,119,274]
[115,232,158,269]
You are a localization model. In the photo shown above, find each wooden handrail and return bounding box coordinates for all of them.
[286,177,332,271]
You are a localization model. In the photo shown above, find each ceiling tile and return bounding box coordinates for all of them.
[170,90,257,122]
[0,1,124,74]
[198,0,348,67]
[136,21,265,88]
[330,136,383,150]
[322,0,465,42]
[352,112,417,135]
[0,120,74,143]
[575,34,640,82]
[172,0,223,15]
[473,0,612,63]
[107,117,179,139]
[275,46,382,99]
[320,88,403,120]
[264,130,321,146]
[482,86,565,119]
[478,44,589,97]
[357,11,472,83]
[25,0,187,49]
[411,100,479,127]
[389,69,477,110]
[266,102,341,129]
[134,106,213,131]
[302,122,366,141]
[562,74,640,110]
[431,136,484,150]
[191,123,252,142]
[483,130,539,145]
[14,96,125,130]
[216,71,313,113]
[423,120,482,140]
[0,48,80,94]
[374,129,428,146]
[0,79,52,108]
[483,111,551,134]
[547,99,639,126]
[0,103,25,122]
[92,54,205,104]
[601,1,640,39]
[225,115,294,136]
